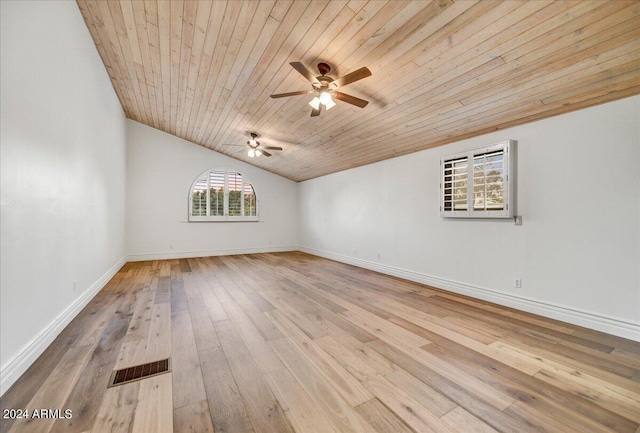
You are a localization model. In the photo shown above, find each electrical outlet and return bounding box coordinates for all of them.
[514,215,523,225]
[514,279,522,288]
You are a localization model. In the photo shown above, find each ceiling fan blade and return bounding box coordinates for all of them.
[310,104,321,117]
[333,91,369,108]
[261,150,272,157]
[263,146,283,150]
[228,146,246,154]
[332,67,372,88]
[290,62,319,84]
[270,90,314,98]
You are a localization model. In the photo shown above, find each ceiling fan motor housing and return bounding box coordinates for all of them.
[317,62,331,75]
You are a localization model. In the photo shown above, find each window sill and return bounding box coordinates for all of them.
[186,217,261,223]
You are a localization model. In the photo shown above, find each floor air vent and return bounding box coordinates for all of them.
[108,358,170,387]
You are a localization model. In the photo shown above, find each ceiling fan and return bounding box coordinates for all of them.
[238,132,283,158]
[271,62,372,116]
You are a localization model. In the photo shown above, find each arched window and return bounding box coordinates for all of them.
[189,168,258,221]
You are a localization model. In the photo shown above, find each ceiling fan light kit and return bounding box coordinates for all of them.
[272,61,371,116]
[247,148,262,158]
[308,97,320,110]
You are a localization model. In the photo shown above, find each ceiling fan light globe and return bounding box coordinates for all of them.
[319,91,332,105]
[248,139,257,146]
[248,149,255,158]
[324,99,336,110]
[308,97,320,110]
[255,149,262,157]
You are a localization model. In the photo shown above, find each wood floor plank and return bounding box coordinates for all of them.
[198,280,229,322]
[155,275,171,304]
[124,288,155,342]
[362,372,458,433]
[389,309,542,376]
[280,277,348,314]
[267,310,374,407]
[90,382,139,433]
[269,337,377,433]
[340,307,431,350]
[315,332,397,378]
[385,369,458,417]
[441,406,499,433]
[199,346,255,433]
[305,308,378,343]
[7,344,94,433]
[221,298,286,374]
[504,398,621,433]
[0,334,77,433]
[50,315,132,433]
[366,339,536,433]
[113,338,148,370]
[171,306,207,409]
[183,272,222,353]
[214,319,295,433]
[145,302,172,363]
[354,398,415,433]
[260,288,328,339]
[173,399,215,433]
[265,368,340,433]
[221,278,285,341]
[178,258,192,273]
[130,372,173,433]
[501,331,640,390]
[313,334,457,433]
[535,368,640,424]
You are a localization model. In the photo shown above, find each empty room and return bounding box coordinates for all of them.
[2,0,639,432]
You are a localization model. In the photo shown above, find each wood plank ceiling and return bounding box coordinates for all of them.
[77,0,640,182]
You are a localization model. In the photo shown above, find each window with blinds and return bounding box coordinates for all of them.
[441,140,516,218]
[189,169,258,221]
[473,150,504,211]
[443,157,468,211]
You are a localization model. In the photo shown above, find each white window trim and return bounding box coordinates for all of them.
[188,167,259,222]
[440,140,516,219]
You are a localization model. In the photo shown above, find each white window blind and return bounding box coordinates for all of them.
[441,140,516,218]
[189,169,258,221]
[228,172,243,217]
[209,171,225,216]
[473,150,504,211]
[191,179,208,216]
[243,183,257,217]
[443,157,468,211]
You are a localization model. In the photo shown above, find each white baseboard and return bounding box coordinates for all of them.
[299,247,640,342]
[127,245,297,262]
[0,256,127,397]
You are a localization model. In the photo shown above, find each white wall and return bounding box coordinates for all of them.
[0,1,127,394]
[299,96,640,341]
[126,120,299,260]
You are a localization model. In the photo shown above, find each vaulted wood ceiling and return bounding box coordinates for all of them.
[78,0,640,181]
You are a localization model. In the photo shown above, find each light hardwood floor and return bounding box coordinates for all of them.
[1,252,639,433]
